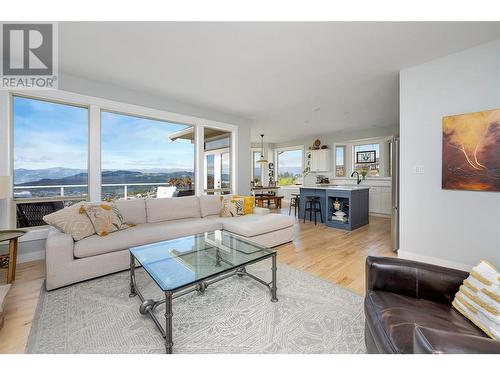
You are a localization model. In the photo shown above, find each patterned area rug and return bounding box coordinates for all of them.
[26,260,366,353]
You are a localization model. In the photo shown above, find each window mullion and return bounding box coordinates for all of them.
[88,105,101,201]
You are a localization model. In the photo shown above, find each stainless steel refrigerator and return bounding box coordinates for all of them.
[390,136,400,252]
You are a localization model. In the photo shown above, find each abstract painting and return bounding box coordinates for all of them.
[442,108,500,192]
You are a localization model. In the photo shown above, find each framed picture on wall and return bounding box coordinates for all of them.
[356,150,376,164]
[442,108,500,192]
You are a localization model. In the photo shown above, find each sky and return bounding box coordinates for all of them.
[13,96,195,171]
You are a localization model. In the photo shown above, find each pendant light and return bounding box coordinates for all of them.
[257,134,268,164]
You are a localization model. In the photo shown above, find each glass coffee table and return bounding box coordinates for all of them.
[129,230,278,354]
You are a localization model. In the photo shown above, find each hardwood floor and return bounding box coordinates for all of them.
[0,260,45,353]
[0,213,393,354]
[275,213,394,294]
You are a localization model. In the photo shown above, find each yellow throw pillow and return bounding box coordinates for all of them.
[84,202,132,236]
[452,260,500,340]
[233,195,255,215]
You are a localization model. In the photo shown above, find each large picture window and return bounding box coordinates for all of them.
[353,143,380,177]
[101,111,195,200]
[13,96,89,199]
[276,148,303,186]
[12,96,89,227]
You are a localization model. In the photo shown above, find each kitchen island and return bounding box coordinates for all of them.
[299,186,370,230]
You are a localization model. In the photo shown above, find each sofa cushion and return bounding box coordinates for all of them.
[146,196,201,223]
[74,218,222,258]
[365,290,487,354]
[221,213,294,237]
[114,199,147,224]
[199,195,222,217]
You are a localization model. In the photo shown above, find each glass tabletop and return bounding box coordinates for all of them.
[129,230,275,292]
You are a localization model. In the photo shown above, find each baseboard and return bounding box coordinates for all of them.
[369,212,391,218]
[17,250,45,264]
[397,250,472,272]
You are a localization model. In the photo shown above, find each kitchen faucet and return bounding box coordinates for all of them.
[351,171,362,184]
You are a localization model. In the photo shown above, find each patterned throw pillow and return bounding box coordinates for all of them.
[84,202,132,236]
[452,260,500,340]
[220,197,244,217]
[233,195,255,215]
[43,202,96,241]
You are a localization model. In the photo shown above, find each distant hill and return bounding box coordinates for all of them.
[14,167,86,184]
[15,169,194,186]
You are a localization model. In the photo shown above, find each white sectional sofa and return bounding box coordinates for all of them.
[45,195,295,290]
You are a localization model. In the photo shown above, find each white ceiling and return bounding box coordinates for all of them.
[59,22,500,142]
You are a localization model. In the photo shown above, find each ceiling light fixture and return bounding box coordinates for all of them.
[257,134,268,164]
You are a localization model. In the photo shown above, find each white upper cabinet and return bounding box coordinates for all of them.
[310,149,330,172]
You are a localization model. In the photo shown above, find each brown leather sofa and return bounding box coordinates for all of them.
[364,256,500,354]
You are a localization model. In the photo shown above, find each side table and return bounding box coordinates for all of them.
[0,230,27,284]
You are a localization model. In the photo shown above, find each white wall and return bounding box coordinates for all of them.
[399,39,500,270]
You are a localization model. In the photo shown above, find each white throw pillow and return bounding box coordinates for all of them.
[452,260,500,340]
[43,202,96,241]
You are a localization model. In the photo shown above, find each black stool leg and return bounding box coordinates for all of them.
[318,200,323,223]
[313,199,317,225]
[288,198,292,216]
[294,197,299,217]
[303,201,307,223]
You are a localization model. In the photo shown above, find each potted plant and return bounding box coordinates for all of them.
[360,167,369,180]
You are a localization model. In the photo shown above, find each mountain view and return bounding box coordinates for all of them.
[13,168,194,199]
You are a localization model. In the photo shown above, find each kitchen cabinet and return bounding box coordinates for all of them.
[310,149,330,172]
[368,186,392,215]
[299,187,369,231]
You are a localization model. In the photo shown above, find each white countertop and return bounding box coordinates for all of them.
[301,185,370,191]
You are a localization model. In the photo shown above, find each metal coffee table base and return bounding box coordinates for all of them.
[129,252,278,354]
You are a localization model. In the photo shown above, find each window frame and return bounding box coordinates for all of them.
[2,89,238,229]
[11,93,91,203]
[251,149,263,184]
[100,109,197,200]
[334,145,347,177]
[274,145,304,187]
[352,142,381,178]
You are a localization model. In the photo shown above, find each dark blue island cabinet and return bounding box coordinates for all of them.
[299,187,370,231]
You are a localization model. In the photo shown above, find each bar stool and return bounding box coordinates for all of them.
[304,196,323,225]
[289,193,300,217]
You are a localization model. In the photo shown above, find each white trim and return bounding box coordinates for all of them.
[397,250,472,272]
[195,125,205,196]
[89,105,101,201]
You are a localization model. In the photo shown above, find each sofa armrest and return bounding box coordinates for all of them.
[365,256,469,305]
[253,207,270,215]
[414,326,500,354]
[45,227,75,290]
